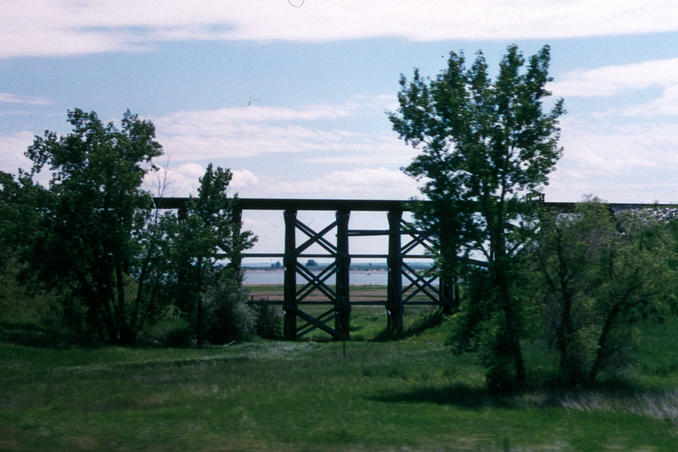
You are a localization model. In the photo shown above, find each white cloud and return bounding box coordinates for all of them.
[550,58,678,98]
[0,130,35,174]
[0,92,51,105]
[559,117,678,174]
[144,162,258,196]
[160,103,359,126]
[545,116,678,202]
[615,85,678,117]
[144,162,199,196]
[4,1,678,58]
[304,148,417,165]
[231,169,258,189]
[152,96,410,161]
[275,167,418,199]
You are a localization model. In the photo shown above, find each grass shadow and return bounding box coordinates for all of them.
[372,309,444,342]
[367,383,515,408]
[0,321,80,348]
[368,378,654,411]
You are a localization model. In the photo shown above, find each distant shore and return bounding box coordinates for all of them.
[243,267,388,273]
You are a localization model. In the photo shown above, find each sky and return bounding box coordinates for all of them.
[3,1,678,257]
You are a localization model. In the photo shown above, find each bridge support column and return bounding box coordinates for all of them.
[283,209,297,339]
[387,209,403,333]
[231,205,243,279]
[440,276,455,315]
[335,209,351,339]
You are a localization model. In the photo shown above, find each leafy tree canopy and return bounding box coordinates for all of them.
[534,200,678,385]
[22,109,163,344]
[389,44,564,390]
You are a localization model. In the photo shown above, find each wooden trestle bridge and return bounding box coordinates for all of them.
[154,197,678,341]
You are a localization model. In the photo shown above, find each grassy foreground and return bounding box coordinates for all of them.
[2,313,678,451]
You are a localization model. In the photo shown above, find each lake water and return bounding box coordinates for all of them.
[243,270,438,286]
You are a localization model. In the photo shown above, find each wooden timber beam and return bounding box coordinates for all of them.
[335,209,351,339]
[387,209,403,333]
[153,197,678,214]
[283,209,297,340]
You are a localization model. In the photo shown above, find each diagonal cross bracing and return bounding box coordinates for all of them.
[295,220,338,256]
[287,306,342,339]
[296,261,338,303]
[402,261,441,303]
[401,223,436,256]
[296,308,338,338]
[295,220,339,256]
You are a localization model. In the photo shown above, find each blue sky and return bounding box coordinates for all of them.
[3,1,678,255]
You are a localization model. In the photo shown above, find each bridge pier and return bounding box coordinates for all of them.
[387,209,403,333]
[231,205,243,278]
[283,209,297,340]
[335,209,351,339]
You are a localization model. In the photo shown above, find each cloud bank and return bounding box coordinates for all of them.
[551,58,678,98]
[152,96,411,162]
[4,0,678,58]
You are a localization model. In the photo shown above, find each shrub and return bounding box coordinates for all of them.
[532,200,677,386]
[146,306,193,347]
[251,299,282,339]
[204,280,256,344]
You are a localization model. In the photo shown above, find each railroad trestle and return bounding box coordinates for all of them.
[154,198,456,340]
[153,197,675,340]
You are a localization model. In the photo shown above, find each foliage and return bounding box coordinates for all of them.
[532,199,677,385]
[16,109,163,344]
[389,44,564,390]
[203,273,256,343]
[0,173,64,329]
[160,164,255,345]
[146,306,193,347]
[2,110,257,346]
[0,172,39,272]
[251,300,283,339]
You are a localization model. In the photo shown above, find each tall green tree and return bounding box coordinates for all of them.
[0,171,41,272]
[24,109,163,344]
[389,45,564,390]
[163,164,255,345]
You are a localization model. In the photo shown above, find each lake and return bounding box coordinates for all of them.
[243,270,439,286]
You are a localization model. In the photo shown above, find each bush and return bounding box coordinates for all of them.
[146,307,193,347]
[0,263,66,332]
[204,280,256,344]
[251,299,282,339]
[532,201,677,386]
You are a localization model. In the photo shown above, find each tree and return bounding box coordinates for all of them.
[23,109,163,344]
[533,200,677,385]
[0,171,40,272]
[389,45,564,390]
[163,164,255,345]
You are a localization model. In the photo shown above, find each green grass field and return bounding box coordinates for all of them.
[2,297,678,450]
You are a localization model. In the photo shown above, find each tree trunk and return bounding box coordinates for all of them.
[196,257,204,347]
[587,301,622,384]
[555,251,579,384]
[115,254,133,344]
[497,270,526,387]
